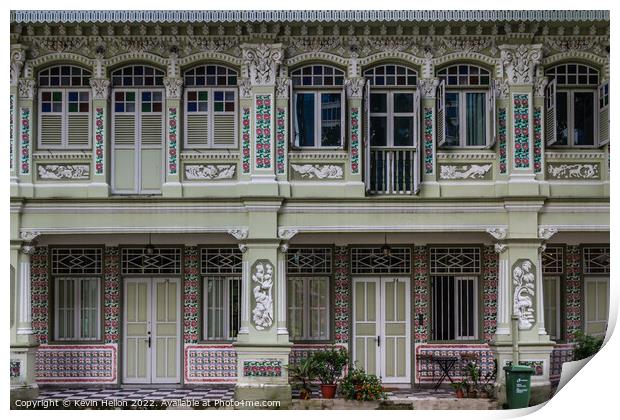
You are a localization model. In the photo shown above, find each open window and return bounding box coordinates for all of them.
[436,64,495,148]
[545,63,605,148]
[291,65,345,149]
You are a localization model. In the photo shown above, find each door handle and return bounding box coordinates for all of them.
[377,335,381,347]
[147,336,151,348]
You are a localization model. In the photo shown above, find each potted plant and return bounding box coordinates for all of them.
[288,357,317,400]
[464,362,480,398]
[574,332,604,360]
[477,359,497,399]
[341,365,387,401]
[311,347,349,399]
[451,380,468,399]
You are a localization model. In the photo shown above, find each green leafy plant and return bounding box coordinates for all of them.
[573,332,604,360]
[451,380,469,398]
[311,347,349,385]
[288,357,317,398]
[340,365,387,401]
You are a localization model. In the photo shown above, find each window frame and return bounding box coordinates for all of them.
[202,275,242,342]
[53,276,102,342]
[369,89,417,149]
[552,88,599,148]
[543,275,562,341]
[583,276,610,339]
[183,87,238,149]
[37,87,92,150]
[292,89,345,149]
[430,274,480,342]
[288,275,331,341]
[442,88,490,148]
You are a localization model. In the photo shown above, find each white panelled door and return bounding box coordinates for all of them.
[123,278,181,384]
[353,277,411,383]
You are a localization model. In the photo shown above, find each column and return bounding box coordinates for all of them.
[11,242,39,401]
[344,75,365,195]
[89,77,111,196]
[17,76,36,198]
[10,45,25,196]
[274,76,290,188]
[162,76,183,197]
[418,77,440,195]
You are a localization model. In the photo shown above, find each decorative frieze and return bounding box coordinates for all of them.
[533,107,543,173]
[183,247,200,344]
[20,107,31,175]
[31,247,49,344]
[251,260,274,331]
[184,164,236,180]
[103,246,120,343]
[167,107,178,175]
[243,360,282,377]
[482,246,499,342]
[512,259,536,330]
[275,107,286,174]
[565,246,583,342]
[290,164,344,180]
[498,107,507,174]
[241,107,251,174]
[94,107,105,175]
[350,107,360,174]
[37,164,90,180]
[423,107,434,174]
[547,163,600,179]
[184,345,237,382]
[254,95,272,170]
[334,246,350,344]
[414,245,429,343]
[439,163,492,180]
[36,345,117,383]
[512,94,530,169]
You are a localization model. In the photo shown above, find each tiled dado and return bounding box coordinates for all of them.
[35,345,117,384]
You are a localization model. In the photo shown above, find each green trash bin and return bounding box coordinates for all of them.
[503,364,534,409]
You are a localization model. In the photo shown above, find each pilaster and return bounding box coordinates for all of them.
[10,45,26,196]
[162,76,183,197]
[418,77,440,196]
[89,78,111,197]
[17,76,36,198]
[274,77,290,195]
[344,76,364,193]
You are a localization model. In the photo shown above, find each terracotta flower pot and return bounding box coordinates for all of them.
[299,389,311,400]
[320,384,337,399]
[455,388,465,399]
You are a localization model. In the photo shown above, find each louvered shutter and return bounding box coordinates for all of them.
[413,89,421,194]
[599,81,609,146]
[39,90,63,148]
[184,89,210,148]
[339,87,346,149]
[545,79,559,146]
[363,79,371,192]
[485,81,497,149]
[140,97,164,192]
[112,93,137,193]
[290,86,300,150]
[436,80,447,147]
[213,89,237,148]
[67,91,90,148]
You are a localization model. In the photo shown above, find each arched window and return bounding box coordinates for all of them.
[38,65,92,149]
[291,65,345,148]
[545,63,608,147]
[436,64,494,148]
[363,64,417,87]
[111,65,165,194]
[183,64,238,148]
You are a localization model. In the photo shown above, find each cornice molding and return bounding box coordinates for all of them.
[33,151,92,160]
[545,151,606,160]
[180,151,240,161]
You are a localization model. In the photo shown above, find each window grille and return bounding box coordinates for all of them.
[431,275,478,341]
[287,248,332,274]
[291,65,345,87]
[204,276,241,340]
[364,64,417,87]
[51,248,103,275]
[121,247,182,275]
[545,64,599,86]
[583,246,610,274]
[184,65,238,87]
[288,276,330,340]
[111,65,165,87]
[429,247,481,275]
[54,277,101,341]
[38,65,91,87]
[350,247,411,274]
[437,64,490,86]
[542,247,564,275]
[201,247,242,275]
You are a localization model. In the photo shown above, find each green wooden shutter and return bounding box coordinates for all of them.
[599,81,609,146]
[436,79,447,147]
[545,79,559,146]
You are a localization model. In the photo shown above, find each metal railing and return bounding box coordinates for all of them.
[367,148,416,194]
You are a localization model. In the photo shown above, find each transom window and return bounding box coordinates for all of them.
[545,64,608,148]
[111,65,164,87]
[184,65,238,148]
[287,248,332,341]
[363,64,417,87]
[38,65,92,149]
[292,65,345,149]
[436,64,495,148]
[51,247,103,342]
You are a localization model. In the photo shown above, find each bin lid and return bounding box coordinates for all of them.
[503,364,535,373]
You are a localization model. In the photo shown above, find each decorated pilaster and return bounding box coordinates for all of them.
[163,51,183,197]
[10,45,26,195]
[499,44,542,195]
[418,77,440,195]
[10,237,40,401]
[17,74,36,197]
[344,74,364,190]
[89,70,111,196]
[232,200,292,406]
[274,76,290,188]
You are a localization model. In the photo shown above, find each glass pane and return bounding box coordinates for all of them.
[556,92,569,145]
[394,93,413,113]
[228,277,241,339]
[321,93,342,147]
[370,93,387,113]
[206,278,224,339]
[445,92,460,146]
[309,277,328,339]
[296,93,315,147]
[288,278,304,339]
[370,116,387,146]
[394,117,414,146]
[573,92,595,146]
[465,92,486,146]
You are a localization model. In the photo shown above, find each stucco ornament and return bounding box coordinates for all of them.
[344,77,365,99]
[547,163,599,179]
[291,164,344,179]
[227,228,248,240]
[184,164,236,180]
[10,45,26,86]
[440,164,492,180]
[38,164,90,180]
[486,227,507,240]
[418,78,439,98]
[275,77,290,99]
[163,77,183,100]
[238,77,252,99]
[278,228,298,240]
[19,231,42,242]
[538,227,558,240]
[500,44,542,85]
[242,43,283,86]
[18,79,36,100]
[251,260,274,330]
[513,259,536,330]
[89,78,110,100]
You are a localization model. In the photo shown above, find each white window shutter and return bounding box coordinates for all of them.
[599,81,609,146]
[112,95,137,193]
[67,95,90,149]
[413,89,421,194]
[290,81,300,150]
[363,79,371,192]
[545,78,559,146]
[212,114,236,147]
[40,114,63,148]
[340,86,346,149]
[485,81,497,149]
[436,79,447,147]
[184,89,210,148]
